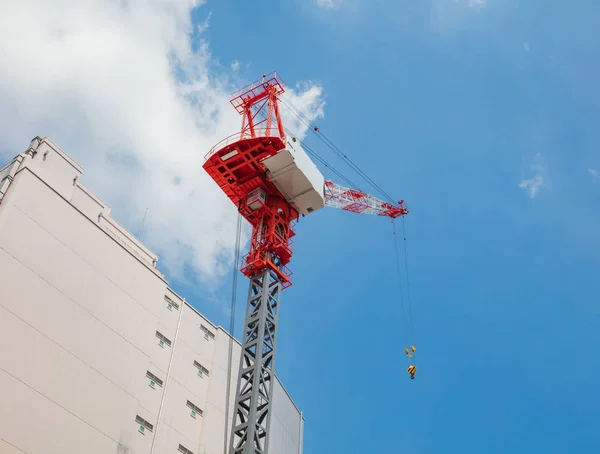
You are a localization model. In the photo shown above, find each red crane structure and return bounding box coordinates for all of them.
[203,72,408,454]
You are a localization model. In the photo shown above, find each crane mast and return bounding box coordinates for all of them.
[202,72,408,454]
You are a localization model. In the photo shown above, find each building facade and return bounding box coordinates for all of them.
[0,137,303,454]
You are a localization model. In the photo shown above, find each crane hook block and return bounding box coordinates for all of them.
[407,364,416,379]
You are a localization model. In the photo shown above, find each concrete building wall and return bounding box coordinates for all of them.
[0,137,303,454]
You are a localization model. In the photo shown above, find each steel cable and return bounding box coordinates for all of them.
[224,209,243,454]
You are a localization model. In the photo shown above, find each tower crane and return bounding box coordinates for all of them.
[202,72,409,454]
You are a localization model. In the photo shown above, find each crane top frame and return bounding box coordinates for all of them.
[230,71,285,114]
[230,72,287,142]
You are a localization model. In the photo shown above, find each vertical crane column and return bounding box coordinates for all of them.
[203,72,410,454]
[202,73,300,454]
[230,263,283,454]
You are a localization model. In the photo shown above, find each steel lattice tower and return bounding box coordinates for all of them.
[230,265,282,453]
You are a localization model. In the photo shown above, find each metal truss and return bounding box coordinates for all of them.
[230,265,283,454]
[323,180,408,219]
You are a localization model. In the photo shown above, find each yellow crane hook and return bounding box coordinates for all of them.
[405,346,417,379]
[407,364,416,379]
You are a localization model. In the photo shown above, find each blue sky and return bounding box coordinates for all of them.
[1,0,600,452]
[179,0,600,452]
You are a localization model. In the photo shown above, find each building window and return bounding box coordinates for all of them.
[186,400,203,419]
[178,444,194,454]
[146,371,163,389]
[165,295,179,311]
[194,361,209,377]
[156,331,172,348]
[136,415,153,434]
[200,324,215,341]
[193,360,210,378]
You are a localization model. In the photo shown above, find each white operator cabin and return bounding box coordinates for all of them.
[0,137,304,454]
[262,138,325,216]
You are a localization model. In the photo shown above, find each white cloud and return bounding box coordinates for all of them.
[589,168,599,182]
[468,0,487,10]
[519,175,545,199]
[519,152,549,199]
[0,0,325,288]
[231,60,240,72]
[280,82,326,138]
[197,11,212,33]
[430,0,488,32]
[314,0,340,10]
[524,41,531,52]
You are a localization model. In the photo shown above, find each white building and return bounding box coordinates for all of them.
[0,137,304,454]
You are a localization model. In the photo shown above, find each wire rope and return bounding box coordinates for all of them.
[401,216,415,339]
[224,209,243,454]
[391,219,409,355]
[255,107,362,189]
[280,97,396,204]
